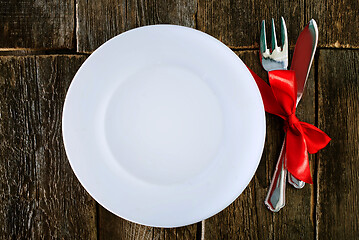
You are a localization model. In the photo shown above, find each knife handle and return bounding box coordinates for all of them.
[288,173,305,189]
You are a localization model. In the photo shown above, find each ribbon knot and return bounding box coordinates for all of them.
[248,68,331,184]
[286,113,300,134]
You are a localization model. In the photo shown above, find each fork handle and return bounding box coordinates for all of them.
[264,140,287,212]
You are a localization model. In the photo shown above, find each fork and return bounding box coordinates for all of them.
[260,17,289,212]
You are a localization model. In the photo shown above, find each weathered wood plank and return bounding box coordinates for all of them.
[77,0,197,52]
[203,50,315,239]
[98,206,152,240]
[98,206,198,240]
[152,223,198,240]
[0,0,75,49]
[0,56,39,239]
[317,50,359,238]
[197,0,305,48]
[0,55,97,239]
[306,1,359,48]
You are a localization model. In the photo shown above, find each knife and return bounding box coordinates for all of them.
[287,19,319,188]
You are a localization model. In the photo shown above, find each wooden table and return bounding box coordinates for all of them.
[0,0,358,239]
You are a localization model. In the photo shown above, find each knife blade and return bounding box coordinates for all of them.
[291,19,319,103]
[287,19,319,188]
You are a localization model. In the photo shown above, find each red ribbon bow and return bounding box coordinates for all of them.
[249,69,331,184]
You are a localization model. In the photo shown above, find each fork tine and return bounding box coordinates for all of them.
[271,18,278,51]
[260,20,267,53]
[280,17,288,51]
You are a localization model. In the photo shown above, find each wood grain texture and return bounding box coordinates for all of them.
[0,55,97,239]
[152,223,198,240]
[77,0,197,52]
[98,206,198,240]
[0,0,358,238]
[98,206,152,240]
[0,0,75,49]
[317,50,359,238]
[203,50,315,239]
[306,0,359,48]
[197,0,304,48]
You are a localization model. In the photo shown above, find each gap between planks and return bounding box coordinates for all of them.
[0,47,358,57]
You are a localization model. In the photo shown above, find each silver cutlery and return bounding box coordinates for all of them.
[260,18,319,211]
[260,17,289,212]
[287,19,319,189]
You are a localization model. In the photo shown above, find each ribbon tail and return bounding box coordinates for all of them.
[300,122,331,154]
[286,130,313,184]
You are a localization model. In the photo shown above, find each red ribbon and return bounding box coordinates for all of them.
[249,69,331,184]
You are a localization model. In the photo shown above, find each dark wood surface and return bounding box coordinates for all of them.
[76,0,197,52]
[0,0,358,239]
[0,56,97,239]
[306,1,359,48]
[0,0,75,49]
[317,50,359,239]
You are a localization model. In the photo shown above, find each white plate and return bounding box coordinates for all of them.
[62,25,265,227]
